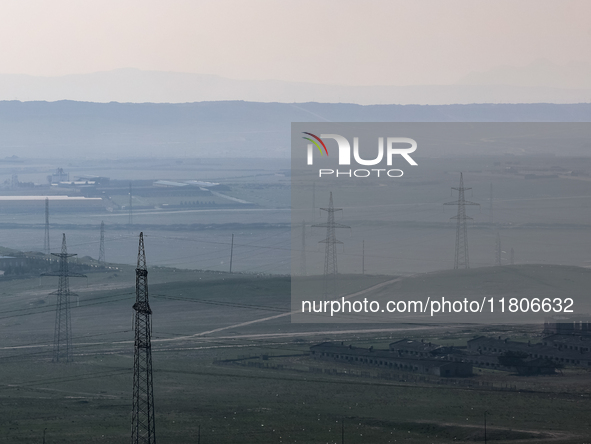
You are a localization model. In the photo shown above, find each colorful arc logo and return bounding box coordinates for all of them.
[302,132,328,156]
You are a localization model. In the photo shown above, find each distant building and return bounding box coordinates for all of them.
[467,336,591,367]
[76,175,110,186]
[153,180,189,188]
[310,342,473,377]
[388,338,457,357]
[0,196,104,213]
[542,334,591,352]
[51,168,69,184]
[389,338,441,357]
[0,256,27,270]
[153,180,220,188]
[514,358,556,375]
[544,315,591,336]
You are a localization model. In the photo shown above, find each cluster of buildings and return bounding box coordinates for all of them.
[0,166,244,213]
[310,341,473,377]
[311,318,591,377]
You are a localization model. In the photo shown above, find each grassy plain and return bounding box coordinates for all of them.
[0,265,591,442]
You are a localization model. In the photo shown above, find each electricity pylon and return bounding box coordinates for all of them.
[444,173,479,269]
[44,197,50,255]
[42,234,86,362]
[131,232,155,444]
[312,192,350,299]
[510,247,515,265]
[99,221,105,264]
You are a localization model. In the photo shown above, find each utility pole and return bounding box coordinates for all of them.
[490,184,498,267]
[44,197,50,255]
[489,183,493,225]
[99,221,105,264]
[495,232,501,266]
[312,192,350,299]
[362,240,365,275]
[484,411,488,444]
[510,247,514,265]
[229,233,234,273]
[131,232,156,443]
[197,424,201,444]
[312,182,316,217]
[341,417,344,444]
[300,221,306,276]
[41,234,86,362]
[444,173,479,269]
[129,183,133,228]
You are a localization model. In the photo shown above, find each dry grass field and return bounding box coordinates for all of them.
[0,263,590,442]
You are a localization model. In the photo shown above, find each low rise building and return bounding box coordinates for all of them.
[544,315,591,336]
[467,336,591,367]
[310,342,473,377]
[542,334,591,352]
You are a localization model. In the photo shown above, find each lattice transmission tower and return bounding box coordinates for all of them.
[99,221,105,264]
[44,197,50,255]
[42,234,86,362]
[444,173,479,269]
[312,192,350,298]
[131,232,155,444]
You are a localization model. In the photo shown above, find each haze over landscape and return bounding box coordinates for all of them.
[1,1,590,105]
[3,62,591,104]
[1,1,591,442]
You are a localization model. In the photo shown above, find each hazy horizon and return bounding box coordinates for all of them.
[1,1,590,104]
[1,63,591,105]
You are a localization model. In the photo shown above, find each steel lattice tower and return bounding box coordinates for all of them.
[312,192,349,298]
[131,232,155,444]
[99,221,105,264]
[444,173,479,269]
[42,234,86,362]
[495,231,502,266]
[300,220,306,276]
[44,197,50,255]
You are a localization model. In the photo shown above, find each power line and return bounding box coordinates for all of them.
[152,294,286,313]
[0,292,134,321]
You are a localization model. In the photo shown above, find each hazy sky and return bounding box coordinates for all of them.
[1,0,590,86]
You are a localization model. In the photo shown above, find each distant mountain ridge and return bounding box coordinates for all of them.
[0,100,589,158]
[459,59,591,90]
[1,68,590,105]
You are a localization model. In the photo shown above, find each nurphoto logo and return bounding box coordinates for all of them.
[302,132,418,178]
